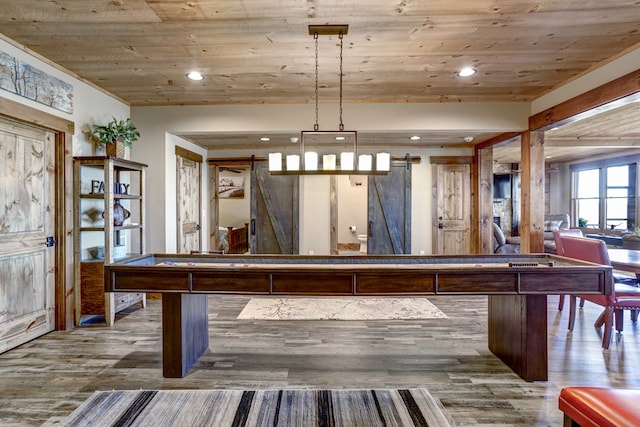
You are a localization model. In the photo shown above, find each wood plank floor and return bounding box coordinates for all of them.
[2,294,640,426]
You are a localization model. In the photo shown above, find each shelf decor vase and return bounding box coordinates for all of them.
[112,201,130,226]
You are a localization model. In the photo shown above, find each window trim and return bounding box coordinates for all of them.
[571,160,638,231]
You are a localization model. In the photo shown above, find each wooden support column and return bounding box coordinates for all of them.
[475,147,494,254]
[520,131,546,254]
[330,175,338,255]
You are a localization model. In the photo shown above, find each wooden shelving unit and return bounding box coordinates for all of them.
[73,156,147,326]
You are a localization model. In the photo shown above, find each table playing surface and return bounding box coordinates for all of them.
[105,253,611,297]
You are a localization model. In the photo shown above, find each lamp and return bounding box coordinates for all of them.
[269,25,389,175]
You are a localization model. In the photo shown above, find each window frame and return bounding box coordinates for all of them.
[570,155,639,231]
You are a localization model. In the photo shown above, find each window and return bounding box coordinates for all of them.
[575,169,599,227]
[572,163,636,231]
[606,165,630,230]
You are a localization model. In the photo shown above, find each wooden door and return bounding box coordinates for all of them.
[367,158,411,254]
[176,147,202,253]
[250,162,299,254]
[433,163,471,254]
[0,117,55,353]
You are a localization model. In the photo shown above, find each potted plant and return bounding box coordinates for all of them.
[90,117,140,158]
[622,226,640,249]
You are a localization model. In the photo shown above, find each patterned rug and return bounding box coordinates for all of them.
[58,389,454,427]
[237,297,448,320]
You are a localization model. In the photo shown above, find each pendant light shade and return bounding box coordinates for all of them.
[268,25,389,176]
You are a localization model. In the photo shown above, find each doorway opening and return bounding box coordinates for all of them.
[337,175,368,254]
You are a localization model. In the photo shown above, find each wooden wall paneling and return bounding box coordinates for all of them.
[4,2,640,107]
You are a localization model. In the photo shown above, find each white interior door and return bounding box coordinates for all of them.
[0,117,55,353]
[176,149,202,253]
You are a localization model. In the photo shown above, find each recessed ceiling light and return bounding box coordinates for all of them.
[186,71,204,81]
[335,136,346,141]
[409,136,421,141]
[260,137,271,142]
[457,67,476,77]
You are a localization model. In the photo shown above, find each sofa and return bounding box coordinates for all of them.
[493,213,570,254]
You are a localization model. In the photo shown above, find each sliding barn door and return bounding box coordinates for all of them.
[250,162,299,254]
[0,117,56,353]
[367,158,412,254]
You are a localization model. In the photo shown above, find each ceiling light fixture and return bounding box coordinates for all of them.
[457,67,476,77]
[186,71,204,81]
[409,135,421,141]
[268,25,390,175]
[259,137,271,142]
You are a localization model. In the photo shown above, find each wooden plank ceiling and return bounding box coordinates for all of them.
[1,0,639,159]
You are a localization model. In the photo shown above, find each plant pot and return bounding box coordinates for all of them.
[105,140,125,158]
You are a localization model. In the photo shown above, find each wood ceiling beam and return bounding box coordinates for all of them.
[529,69,640,131]
[544,138,640,147]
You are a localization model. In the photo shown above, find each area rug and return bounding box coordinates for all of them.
[59,388,454,427]
[237,297,448,320]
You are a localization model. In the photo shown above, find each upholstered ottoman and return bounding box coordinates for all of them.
[559,387,640,426]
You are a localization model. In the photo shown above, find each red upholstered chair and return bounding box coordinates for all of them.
[552,229,585,310]
[559,387,640,426]
[560,235,640,349]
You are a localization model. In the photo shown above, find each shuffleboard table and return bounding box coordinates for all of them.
[104,253,612,381]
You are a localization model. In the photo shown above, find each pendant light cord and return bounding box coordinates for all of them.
[313,28,345,132]
[339,31,344,131]
[314,32,319,131]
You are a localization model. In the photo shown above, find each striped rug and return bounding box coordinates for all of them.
[60,388,454,426]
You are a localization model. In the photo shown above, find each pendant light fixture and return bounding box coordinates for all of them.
[269,24,390,175]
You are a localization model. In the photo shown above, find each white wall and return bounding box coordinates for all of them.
[131,102,527,253]
[299,175,332,255]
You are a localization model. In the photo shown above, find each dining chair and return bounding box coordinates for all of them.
[552,229,585,310]
[560,235,640,349]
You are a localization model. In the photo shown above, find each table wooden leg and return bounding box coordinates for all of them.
[162,293,209,378]
[488,295,548,381]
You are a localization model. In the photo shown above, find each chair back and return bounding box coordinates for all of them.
[492,222,507,248]
[553,229,584,257]
[560,235,611,266]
